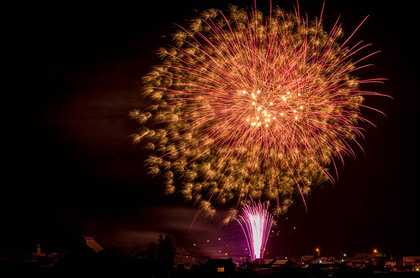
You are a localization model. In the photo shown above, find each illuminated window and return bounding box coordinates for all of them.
[217,267,225,272]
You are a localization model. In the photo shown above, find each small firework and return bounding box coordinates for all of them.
[236,200,274,261]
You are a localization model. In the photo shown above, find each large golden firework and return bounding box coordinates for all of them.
[132,4,384,215]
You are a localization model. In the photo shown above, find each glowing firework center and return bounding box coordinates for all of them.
[241,89,304,127]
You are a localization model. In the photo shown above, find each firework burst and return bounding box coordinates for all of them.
[236,200,274,261]
[132,3,385,214]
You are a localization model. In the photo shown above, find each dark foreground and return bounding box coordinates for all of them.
[1,258,419,278]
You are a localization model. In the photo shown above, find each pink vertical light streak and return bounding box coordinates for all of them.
[236,200,274,261]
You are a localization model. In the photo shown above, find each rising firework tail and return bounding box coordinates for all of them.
[236,199,274,261]
[132,2,387,215]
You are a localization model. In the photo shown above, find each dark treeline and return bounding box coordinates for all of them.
[1,235,419,278]
[1,235,176,277]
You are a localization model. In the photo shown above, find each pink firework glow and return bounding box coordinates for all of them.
[236,200,274,261]
[134,2,388,214]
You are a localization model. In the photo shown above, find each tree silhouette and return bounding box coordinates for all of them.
[144,235,176,278]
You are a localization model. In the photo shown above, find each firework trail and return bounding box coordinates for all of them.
[236,200,274,261]
[132,3,386,214]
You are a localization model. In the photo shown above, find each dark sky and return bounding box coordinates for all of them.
[3,0,418,257]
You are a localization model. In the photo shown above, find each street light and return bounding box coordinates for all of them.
[315,248,320,257]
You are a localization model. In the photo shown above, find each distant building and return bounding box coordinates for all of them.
[208,258,236,273]
[261,258,275,266]
[302,255,315,263]
[354,252,382,260]
[384,260,397,268]
[23,243,62,267]
[270,259,297,268]
[190,258,235,275]
[27,243,47,263]
[314,256,334,264]
[83,236,104,253]
[403,256,420,270]
[34,243,46,257]
[174,254,206,270]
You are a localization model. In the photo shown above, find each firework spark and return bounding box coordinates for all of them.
[132,3,386,214]
[236,200,274,261]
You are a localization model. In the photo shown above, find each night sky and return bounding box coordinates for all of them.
[3,0,418,257]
